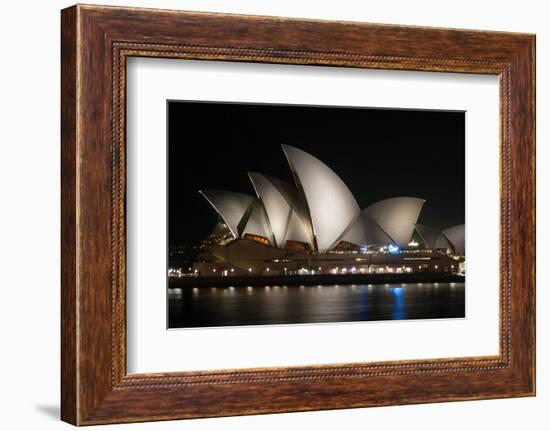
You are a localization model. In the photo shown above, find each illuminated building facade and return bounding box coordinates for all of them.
[184,145,465,277]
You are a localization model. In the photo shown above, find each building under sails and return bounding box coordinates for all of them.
[179,145,465,277]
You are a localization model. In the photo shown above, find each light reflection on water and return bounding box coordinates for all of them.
[168,282,465,329]
[391,287,406,320]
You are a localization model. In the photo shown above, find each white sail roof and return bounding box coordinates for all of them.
[248,172,313,248]
[435,234,453,250]
[200,149,460,256]
[415,223,452,250]
[198,190,254,238]
[281,144,360,253]
[339,213,394,247]
[284,208,314,247]
[241,200,274,244]
[365,197,425,248]
[443,224,465,256]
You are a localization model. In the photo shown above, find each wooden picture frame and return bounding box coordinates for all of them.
[61,4,535,425]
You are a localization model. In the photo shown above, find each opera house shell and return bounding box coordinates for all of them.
[194,145,465,276]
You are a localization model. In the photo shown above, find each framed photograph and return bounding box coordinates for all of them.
[61,4,535,425]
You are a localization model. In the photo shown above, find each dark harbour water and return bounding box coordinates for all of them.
[168,282,465,329]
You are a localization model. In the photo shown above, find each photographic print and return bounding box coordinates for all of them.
[168,101,465,329]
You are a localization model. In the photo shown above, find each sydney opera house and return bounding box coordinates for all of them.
[185,145,465,278]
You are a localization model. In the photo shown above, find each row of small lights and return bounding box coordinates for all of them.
[171,263,455,277]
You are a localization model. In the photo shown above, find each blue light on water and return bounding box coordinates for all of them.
[391,287,406,320]
[392,287,404,297]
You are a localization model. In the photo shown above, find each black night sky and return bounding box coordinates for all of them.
[168,101,465,250]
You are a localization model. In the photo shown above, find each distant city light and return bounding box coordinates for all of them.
[388,244,400,254]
